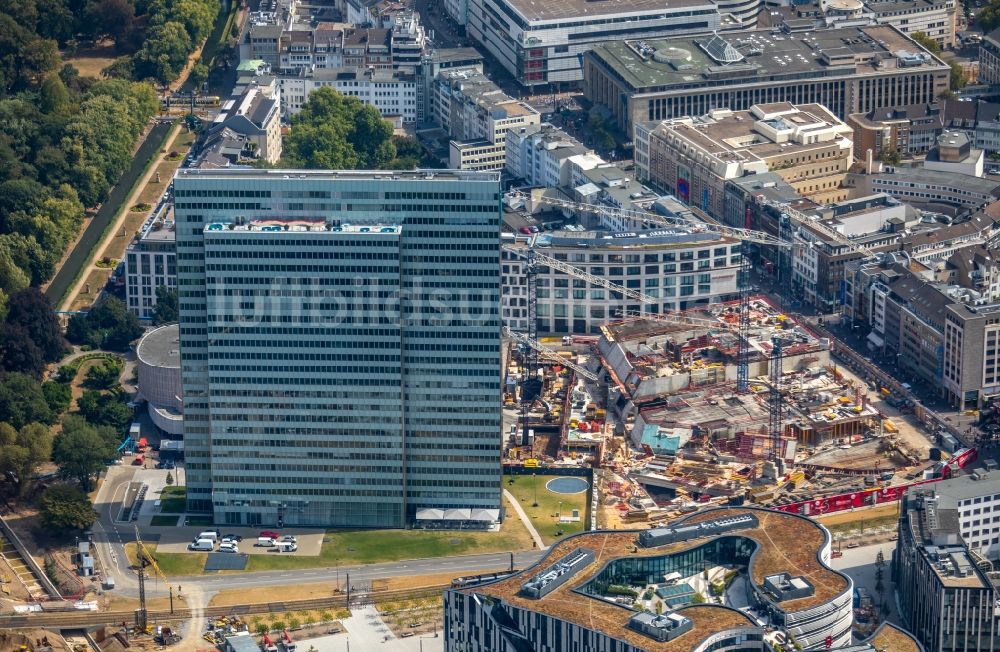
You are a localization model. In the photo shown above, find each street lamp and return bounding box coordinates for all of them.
[532,473,539,508]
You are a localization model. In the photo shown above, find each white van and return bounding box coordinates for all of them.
[188,539,214,551]
[197,531,219,542]
[275,541,297,553]
[257,536,276,547]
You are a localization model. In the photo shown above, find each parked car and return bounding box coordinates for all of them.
[259,530,280,539]
[188,539,214,551]
[221,534,242,543]
[219,542,239,553]
[280,535,297,543]
[257,537,276,547]
[275,541,298,553]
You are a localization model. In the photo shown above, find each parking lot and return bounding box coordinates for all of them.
[154,527,325,556]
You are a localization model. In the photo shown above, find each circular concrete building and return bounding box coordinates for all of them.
[136,323,182,435]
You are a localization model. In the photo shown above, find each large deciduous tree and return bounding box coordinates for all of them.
[38,483,98,530]
[52,415,113,490]
[283,88,397,170]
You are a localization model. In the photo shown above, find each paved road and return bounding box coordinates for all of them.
[44,122,173,306]
[91,465,543,600]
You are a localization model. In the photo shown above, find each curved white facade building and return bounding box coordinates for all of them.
[136,324,183,436]
[445,507,856,652]
[716,0,762,27]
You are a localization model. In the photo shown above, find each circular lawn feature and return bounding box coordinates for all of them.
[545,477,589,495]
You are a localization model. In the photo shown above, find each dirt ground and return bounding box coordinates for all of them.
[384,571,470,591]
[831,363,936,460]
[105,594,188,612]
[0,554,36,603]
[0,629,72,652]
[209,571,467,608]
[210,584,341,607]
[63,41,118,78]
[816,503,900,527]
[803,438,907,471]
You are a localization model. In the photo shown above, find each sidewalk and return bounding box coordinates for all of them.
[503,489,547,551]
[298,605,439,652]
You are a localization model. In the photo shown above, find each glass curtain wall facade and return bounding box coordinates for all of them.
[579,537,756,597]
[172,170,502,527]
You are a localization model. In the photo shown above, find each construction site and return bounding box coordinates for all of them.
[504,295,943,530]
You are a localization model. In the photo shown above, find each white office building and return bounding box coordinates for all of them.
[502,230,741,334]
[280,68,418,122]
[505,123,591,188]
[172,169,502,528]
[433,68,540,170]
[462,0,720,86]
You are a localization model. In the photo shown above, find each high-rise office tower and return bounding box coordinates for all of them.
[172,169,502,527]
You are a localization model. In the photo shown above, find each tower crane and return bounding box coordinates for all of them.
[501,241,658,446]
[510,192,790,393]
[501,243,656,404]
[503,327,599,382]
[133,525,174,632]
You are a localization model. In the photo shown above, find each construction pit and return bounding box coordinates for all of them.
[504,342,605,467]
[505,300,941,528]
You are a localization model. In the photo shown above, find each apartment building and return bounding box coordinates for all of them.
[895,477,1000,652]
[584,26,950,133]
[847,236,1000,410]
[981,27,1000,85]
[125,208,177,319]
[501,229,741,333]
[242,9,426,76]
[171,169,502,527]
[432,69,540,170]
[635,103,853,219]
[210,85,283,163]
[461,0,720,86]
[504,123,590,188]
[785,198,909,311]
[867,0,956,48]
[847,103,944,158]
[280,68,417,122]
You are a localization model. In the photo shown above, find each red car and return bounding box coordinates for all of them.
[259,530,281,539]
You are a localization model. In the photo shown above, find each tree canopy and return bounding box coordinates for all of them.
[152,286,178,325]
[38,483,97,530]
[53,415,115,489]
[66,296,144,351]
[282,88,397,169]
[0,79,157,296]
[0,422,53,496]
[0,373,54,429]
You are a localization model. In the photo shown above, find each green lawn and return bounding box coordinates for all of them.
[158,486,186,513]
[245,518,532,572]
[125,542,207,577]
[150,515,180,526]
[505,474,590,545]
